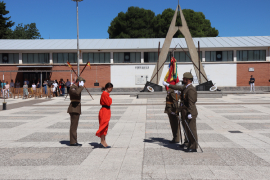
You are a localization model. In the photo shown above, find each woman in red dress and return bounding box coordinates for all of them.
[96,83,113,148]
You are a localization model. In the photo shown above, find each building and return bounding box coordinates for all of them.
[0,36,270,90]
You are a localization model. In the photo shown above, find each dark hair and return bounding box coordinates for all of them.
[101,82,113,91]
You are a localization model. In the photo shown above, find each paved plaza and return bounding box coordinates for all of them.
[0,94,270,179]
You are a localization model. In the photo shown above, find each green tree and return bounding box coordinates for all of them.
[11,23,42,39]
[0,1,14,39]
[108,6,156,38]
[108,7,219,38]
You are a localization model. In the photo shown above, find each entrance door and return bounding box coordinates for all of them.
[23,72,49,85]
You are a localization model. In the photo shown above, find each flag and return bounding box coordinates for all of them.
[67,62,72,68]
[164,57,179,90]
[87,62,91,69]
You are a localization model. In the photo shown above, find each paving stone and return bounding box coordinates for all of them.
[261,133,270,139]
[1,94,270,179]
[48,122,116,129]
[143,148,164,165]
[213,109,261,113]
[199,133,232,142]
[145,133,172,140]
[32,108,67,111]
[238,123,270,130]
[0,122,26,128]
[224,115,270,120]
[214,148,270,166]
[204,106,245,109]
[0,116,45,120]
[14,111,61,114]
[112,99,133,103]
[17,132,99,142]
[0,147,92,166]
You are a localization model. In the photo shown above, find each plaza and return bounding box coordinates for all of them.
[0,94,270,179]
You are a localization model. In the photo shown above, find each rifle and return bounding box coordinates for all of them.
[65,62,94,100]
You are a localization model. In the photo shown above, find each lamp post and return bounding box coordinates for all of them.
[72,0,83,76]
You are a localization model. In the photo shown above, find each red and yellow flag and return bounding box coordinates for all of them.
[87,62,91,69]
[67,62,72,68]
[164,57,179,90]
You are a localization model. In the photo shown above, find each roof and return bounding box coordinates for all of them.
[0,36,269,50]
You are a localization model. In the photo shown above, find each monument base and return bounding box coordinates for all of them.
[196,81,214,91]
[140,81,163,92]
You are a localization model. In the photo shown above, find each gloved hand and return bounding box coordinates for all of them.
[188,114,192,119]
[163,81,169,87]
[79,81,84,87]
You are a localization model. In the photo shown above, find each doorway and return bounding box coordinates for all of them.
[23,72,50,85]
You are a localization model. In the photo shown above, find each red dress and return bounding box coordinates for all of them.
[96,91,112,137]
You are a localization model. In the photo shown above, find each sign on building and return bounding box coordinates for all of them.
[135,75,147,85]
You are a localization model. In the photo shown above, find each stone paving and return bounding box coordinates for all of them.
[0,94,270,179]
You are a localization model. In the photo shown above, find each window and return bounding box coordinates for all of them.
[174,51,202,62]
[144,52,170,63]
[0,53,19,64]
[83,52,110,63]
[113,52,140,63]
[22,53,49,64]
[53,53,77,63]
[205,51,233,62]
[237,50,266,61]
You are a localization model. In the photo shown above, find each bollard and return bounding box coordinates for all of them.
[2,102,6,110]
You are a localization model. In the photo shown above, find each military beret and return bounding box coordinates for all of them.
[76,77,86,82]
[183,72,193,79]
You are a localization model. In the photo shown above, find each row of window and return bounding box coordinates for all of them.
[0,50,267,64]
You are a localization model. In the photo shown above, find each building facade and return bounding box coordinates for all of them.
[0,36,270,89]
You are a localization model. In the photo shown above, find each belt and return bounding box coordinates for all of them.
[166,101,173,104]
[102,105,110,109]
[71,100,80,103]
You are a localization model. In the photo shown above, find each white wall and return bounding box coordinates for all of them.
[111,64,156,88]
[202,63,237,87]
[111,63,237,88]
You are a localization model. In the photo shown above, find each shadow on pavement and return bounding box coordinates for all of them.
[59,140,70,146]
[89,142,101,149]
[144,137,185,151]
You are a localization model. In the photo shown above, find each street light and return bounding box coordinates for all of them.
[72,0,83,76]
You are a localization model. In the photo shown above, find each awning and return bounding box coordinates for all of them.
[17,66,53,68]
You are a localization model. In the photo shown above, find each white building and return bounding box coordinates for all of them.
[0,36,269,89]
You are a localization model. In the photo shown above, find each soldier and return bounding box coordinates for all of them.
[163,72,198,152]
[67,77,85,146]
[164,88,180,143]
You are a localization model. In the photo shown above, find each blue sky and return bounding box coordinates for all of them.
[5,0,270,39]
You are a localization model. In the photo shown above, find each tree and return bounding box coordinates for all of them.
[108,7,156,38]
[108,7,219,38]
[11,23,42,39]
[0,1,14,39]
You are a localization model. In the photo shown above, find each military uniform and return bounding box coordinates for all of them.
[67,77,85,145]
[164,88,180,143]
[169,72,198,150]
